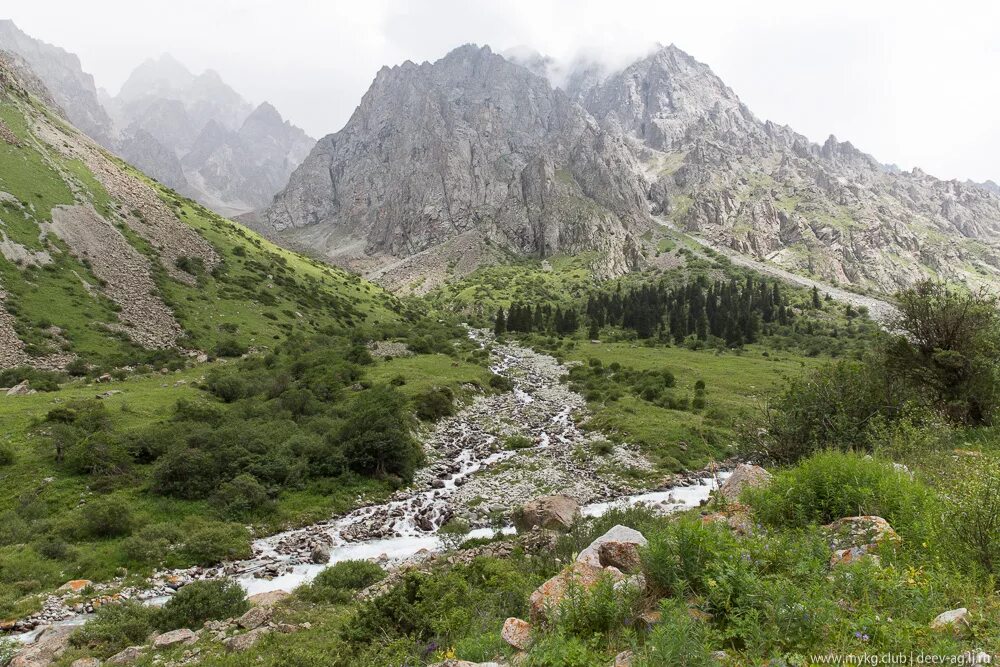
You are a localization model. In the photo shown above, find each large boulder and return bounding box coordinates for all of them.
[5,380,33,396]
[237,605,273,630]
[825,516,899,567]
[577,525,647,568]
[717,464,771,502]
[515,494,580,532]
[310,544,331,564]
[247,589,290,607]
[598,540,643,573]
[529,562,613,622]
[9,624,74,667]
[501,617,532,650]
[152,628,197,649]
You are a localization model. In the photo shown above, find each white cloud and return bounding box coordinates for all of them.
[5,0,999,182]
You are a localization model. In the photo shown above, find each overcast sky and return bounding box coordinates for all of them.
[5,0,998,183]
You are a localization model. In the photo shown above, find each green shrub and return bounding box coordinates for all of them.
[214,337,248,358]
[0,444,13,467]
[211,474,271,519]
[747,359,900,463]
[504,435,534,450]
[122,523,184,566]
[634,600,716,667]
[521,632,605,667]
[942,456,1000,575]
[413,386,455,421]
[554,571,641,638]
[180,522,252,565]
[744,451,934,537]
[80,498,133,538]
[339,385,421,480]
[157,579,248,631]
[489,374,514,392]
[641,517,738,598]
[300,560,386,604]
[70,601,160,656]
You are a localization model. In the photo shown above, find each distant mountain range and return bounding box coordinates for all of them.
[251,44,1000,294]
[0,20,313,216]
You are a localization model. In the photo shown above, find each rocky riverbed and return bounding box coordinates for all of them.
[8,330,723,644]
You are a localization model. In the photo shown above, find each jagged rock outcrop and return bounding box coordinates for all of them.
[0,20,114,143]
[576,45,1000,292]
[259,42,1000,294]
[258,45,648,281]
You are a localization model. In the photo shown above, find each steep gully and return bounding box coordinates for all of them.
[11,330,726,644]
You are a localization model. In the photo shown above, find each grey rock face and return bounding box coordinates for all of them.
[260,45,648,278]
[577,45,1000,292]
[263,42,1000,294]
[0,20,114,143]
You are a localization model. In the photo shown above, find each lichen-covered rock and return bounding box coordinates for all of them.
[247,590,290,608]
[598,540,643,573]
[501,617,532,650]
[224,627,272,652]
[237,605,272,630]
[106,646,145,665]
[825,516,899,567]
[152,628,197,649]
[529,562,612,622]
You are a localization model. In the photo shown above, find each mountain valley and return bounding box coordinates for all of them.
[0,17,999,667]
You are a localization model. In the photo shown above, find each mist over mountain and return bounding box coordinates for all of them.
[254,42,1000,294]
[0,21,314,215]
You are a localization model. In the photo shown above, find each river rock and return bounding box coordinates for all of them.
[717,464,771,502]
[9,624,74,667]
[577,525,647,568]
[515,494,580,532]
[152,628,197,648]
[501,617,532,650]
[106,646,145,665]
[310,544,330,564]
[57,579,93,593]
[930,607,969,630]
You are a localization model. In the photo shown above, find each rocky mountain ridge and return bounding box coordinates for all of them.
[0,54,395,371]
[0,22,314,216]
[257,43,1000,295]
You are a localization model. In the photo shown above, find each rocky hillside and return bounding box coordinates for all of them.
[255,45,651,287]
[256,43,1000,295]
[0,19,113,143]
[0,54,397,373]
[0,23,315,217]
[585,45,1000,293]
